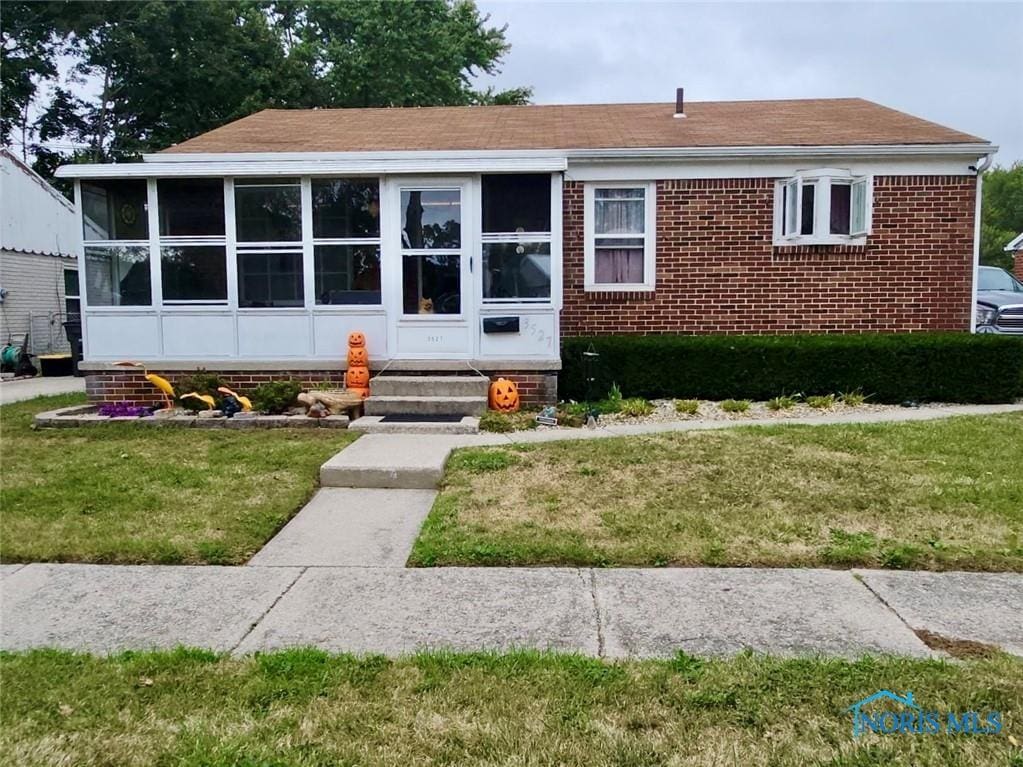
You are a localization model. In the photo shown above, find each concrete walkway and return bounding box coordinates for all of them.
[2,563,1020,658]
[0,375,84,404]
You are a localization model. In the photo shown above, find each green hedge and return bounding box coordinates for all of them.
[560,334,1023,404]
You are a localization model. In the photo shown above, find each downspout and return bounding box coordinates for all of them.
[969,153,994,333]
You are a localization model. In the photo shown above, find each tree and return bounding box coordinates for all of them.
[0,0,530,177]
[981,162,1023,271]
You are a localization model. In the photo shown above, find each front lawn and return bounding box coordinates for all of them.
[2,649,1020,766]
[410,414,1023,569]
[0,395,357,564]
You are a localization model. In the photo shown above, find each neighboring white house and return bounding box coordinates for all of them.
[0,149,81,357]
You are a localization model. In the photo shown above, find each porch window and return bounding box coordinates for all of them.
[235,178,303,308]
[312,178,381,305]
[776,170,870,244]
[235,178,302,242]
[157,179,228,304]
[481,174,552,302]
[584,183,656,291]
[80,180,151,306]
[237,251,304,308]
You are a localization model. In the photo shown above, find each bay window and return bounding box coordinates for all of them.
[776,170,870,244]
[584,183,656,291]
[80,180,151,306]
[312,178,381,305]
[481,174,552,302]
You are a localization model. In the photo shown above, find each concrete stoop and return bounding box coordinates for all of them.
[364,374,489,419]
[349,415,480,435]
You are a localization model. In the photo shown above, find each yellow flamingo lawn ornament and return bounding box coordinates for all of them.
[180,392,216,410]
[114,361,175,411]
[217,386,252,411]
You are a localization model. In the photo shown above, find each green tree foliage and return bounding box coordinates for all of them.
[0,0,530,177]
[981,162,1023,271]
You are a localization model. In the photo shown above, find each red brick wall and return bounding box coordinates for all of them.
[86,369,346,406]
[561,175,976,335]
[486,371,558,407]
[1015,252,1023,280]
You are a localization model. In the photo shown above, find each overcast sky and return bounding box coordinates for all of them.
[475,1,1023,163]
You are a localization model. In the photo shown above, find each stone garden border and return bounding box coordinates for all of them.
[34,404,350,429]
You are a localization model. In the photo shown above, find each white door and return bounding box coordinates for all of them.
[385,178,474,359]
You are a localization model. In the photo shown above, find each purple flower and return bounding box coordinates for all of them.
[98,401,154,418]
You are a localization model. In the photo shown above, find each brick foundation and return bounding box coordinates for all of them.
[485,371,558,407]
[1015,252,1023,281]
[561,175,975,335]
[86,368,561,407]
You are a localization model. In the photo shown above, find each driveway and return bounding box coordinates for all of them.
[0,376,85,405]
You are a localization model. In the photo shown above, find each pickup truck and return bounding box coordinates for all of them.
[975,266,1023,334]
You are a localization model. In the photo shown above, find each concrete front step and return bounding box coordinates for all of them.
[364,395,487,417]
[349,416,480,435]
[320,434,464,489]
[370,374,490,398]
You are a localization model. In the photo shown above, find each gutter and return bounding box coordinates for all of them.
[970,152,995,333]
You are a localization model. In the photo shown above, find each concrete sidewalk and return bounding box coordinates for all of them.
[2,563,1019,658]
[0,375,84,404]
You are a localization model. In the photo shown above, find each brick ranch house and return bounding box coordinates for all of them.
[55,94,994,406]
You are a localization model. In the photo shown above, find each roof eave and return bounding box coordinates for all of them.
[56,142,996,179]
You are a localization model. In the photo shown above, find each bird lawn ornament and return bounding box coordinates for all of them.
[114,361,175,411]
[216,386,252,412]
[180,392,216,410]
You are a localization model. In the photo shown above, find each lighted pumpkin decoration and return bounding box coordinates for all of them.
[488,378,520,413]
[347,346,368,367]
[348,331,366,348]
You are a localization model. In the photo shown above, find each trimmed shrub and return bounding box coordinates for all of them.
[251,380,301,414]
[174,370,226,411]
[560,334,1023,404]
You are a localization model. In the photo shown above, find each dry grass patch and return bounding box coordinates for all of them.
[409,414,1023,569]
[2,649,1020,767]
[0,394,357,564]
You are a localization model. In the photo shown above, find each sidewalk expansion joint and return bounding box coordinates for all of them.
[230,566,306,654]
[587,569,606,658]
[851,572,920,638]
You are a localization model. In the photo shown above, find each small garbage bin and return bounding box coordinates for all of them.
[62,317,84,377]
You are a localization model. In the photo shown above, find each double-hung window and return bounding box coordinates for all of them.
[80,179,151,306]
[234,178,304,308]
[776,169,870,245]
[157,178,227,304]
[311,178,381,305]
[63,269,80,319]
[481,174,552,303]
[584,183,656,291]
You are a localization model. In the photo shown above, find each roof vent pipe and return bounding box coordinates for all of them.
[674,88,686,119]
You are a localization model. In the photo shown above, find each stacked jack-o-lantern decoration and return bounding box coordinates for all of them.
[345,331,371,399]
[488,377,520,413]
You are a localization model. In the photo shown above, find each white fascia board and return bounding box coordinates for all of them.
[57,143,995,179]
[1004,232,1023,252]
[56,155,568,179]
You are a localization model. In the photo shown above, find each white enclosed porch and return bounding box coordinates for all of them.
[57,156,566,369]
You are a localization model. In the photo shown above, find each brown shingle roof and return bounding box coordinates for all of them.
[161,98,987,155]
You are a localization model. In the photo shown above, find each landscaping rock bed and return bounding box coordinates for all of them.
[34,404,350,429]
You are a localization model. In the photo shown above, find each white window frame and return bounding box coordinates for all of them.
[583,181,657,292]
[773,168,872,246]
[155,178,229,307]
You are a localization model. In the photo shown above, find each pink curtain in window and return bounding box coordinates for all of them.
[595,248,644,284]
